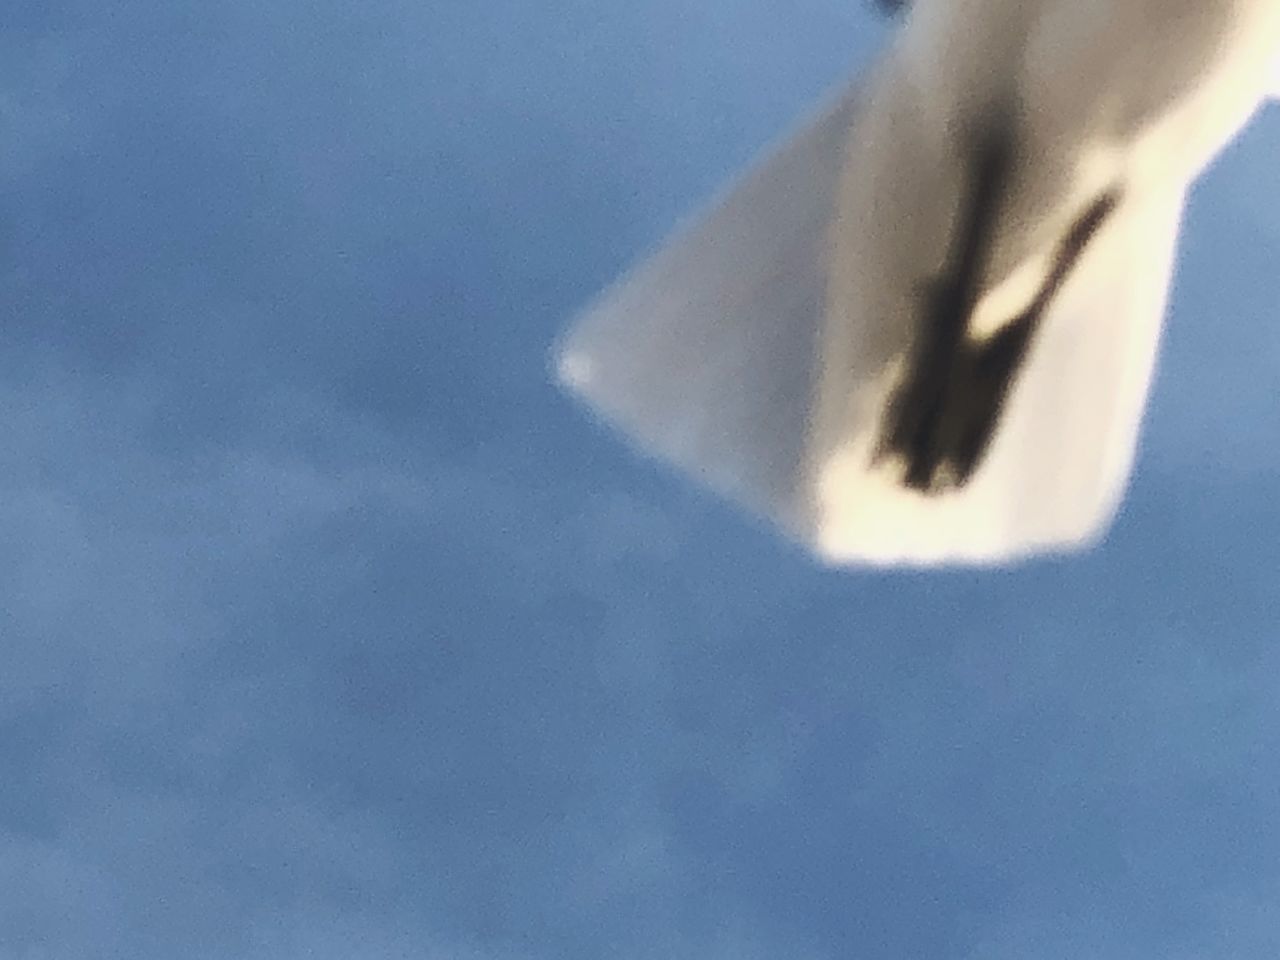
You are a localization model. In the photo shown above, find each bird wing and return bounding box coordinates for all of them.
[554,53,1200,565]
[554,70,1187,566]
[555,83,859,542]
[807,182,1186,565]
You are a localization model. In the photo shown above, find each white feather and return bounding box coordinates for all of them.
[556,0,1280,566]
[556,87,856,539]
[810,182,1185,564]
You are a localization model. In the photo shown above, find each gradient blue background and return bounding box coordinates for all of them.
[3,2,1280,958]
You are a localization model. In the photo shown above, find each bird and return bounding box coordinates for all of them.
[555,0,1280,566]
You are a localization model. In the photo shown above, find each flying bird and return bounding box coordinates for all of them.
[555,0,1280,566]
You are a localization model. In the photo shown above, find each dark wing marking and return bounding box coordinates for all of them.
[878,122,1121,493]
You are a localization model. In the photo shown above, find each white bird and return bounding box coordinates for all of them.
[556,0,1280,566]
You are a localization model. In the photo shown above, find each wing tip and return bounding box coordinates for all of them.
[554,345,594,395]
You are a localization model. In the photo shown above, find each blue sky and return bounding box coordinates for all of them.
[3,2,1280,958]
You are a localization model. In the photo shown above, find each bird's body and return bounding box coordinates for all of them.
[557,0,1280,566]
